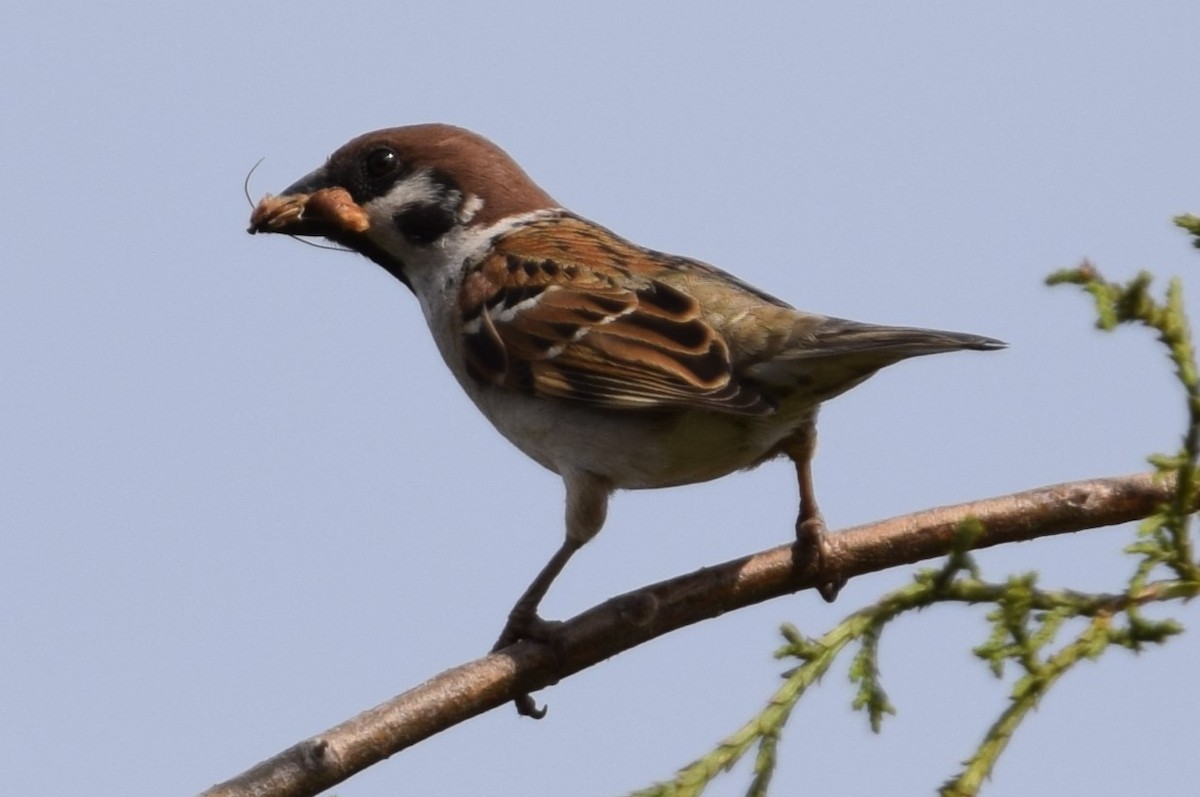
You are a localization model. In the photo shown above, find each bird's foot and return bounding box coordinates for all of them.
[492,607,564,652]
[491,607,566,720]
[795,515,846,602]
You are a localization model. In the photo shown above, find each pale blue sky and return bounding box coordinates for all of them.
[3,3,1198,795]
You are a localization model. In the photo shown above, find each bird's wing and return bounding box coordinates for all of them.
[458,214,774,415]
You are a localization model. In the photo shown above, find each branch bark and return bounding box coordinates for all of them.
[196,472,1173,797]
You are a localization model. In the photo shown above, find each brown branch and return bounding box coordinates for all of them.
[196,472,1173,797]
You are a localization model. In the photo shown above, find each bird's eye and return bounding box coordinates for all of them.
[364,147,399,179]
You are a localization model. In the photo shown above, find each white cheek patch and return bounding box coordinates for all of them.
[364,170,446,227]
[459,194,484,223]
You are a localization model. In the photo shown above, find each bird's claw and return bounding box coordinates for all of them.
[492,609,563,652]
[796,515,846,602]
[492,608,565,719]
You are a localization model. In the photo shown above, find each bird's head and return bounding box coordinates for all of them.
[248,124,557,290]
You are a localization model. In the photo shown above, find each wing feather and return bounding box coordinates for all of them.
[459,215,772,415]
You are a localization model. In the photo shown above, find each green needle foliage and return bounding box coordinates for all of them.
[627,216,1200,797]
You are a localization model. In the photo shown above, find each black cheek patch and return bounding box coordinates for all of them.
[392,205,456,245]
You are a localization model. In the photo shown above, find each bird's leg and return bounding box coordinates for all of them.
[491,539,582,719]
[492,538,580,652]
[785,420,846,602]
[490,472,612,718]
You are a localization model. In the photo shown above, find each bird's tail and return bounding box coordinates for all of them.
[797,317,1006,362]
[745,316,1004,396]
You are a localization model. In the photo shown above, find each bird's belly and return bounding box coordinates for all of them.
[471,389,811,490]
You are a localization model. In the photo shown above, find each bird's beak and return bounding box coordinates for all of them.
[247,167,370,238]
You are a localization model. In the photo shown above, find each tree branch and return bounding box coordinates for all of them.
[196,471,1173,797]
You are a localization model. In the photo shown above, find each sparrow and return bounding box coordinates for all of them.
[248,124,1003,711]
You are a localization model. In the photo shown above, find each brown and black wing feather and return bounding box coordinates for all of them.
[458,214,773,415]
